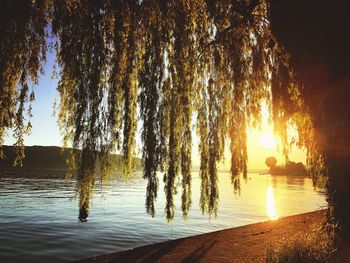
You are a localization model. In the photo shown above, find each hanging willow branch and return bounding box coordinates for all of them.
[0,0,309,221]
[0,0,49,164]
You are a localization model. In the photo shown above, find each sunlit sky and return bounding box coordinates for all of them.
[245,103,306,170]
[192,107,306,170]
[4,48,306,170]
[245,123,306,170]
[5,48,61,147]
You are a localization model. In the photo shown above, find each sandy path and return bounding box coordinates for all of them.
[75,210,325,263]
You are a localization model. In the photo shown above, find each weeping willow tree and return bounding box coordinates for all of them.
[2,0,349,245]
[48,0,280,221]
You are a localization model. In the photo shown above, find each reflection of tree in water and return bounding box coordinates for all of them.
[2,0,350,247]
[79,201,89,222]
[286,176,305,188]
[271,176,278,189]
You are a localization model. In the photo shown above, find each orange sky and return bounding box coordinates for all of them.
[246,125,306,170]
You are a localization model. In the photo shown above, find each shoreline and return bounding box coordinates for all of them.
[75,210,326,263]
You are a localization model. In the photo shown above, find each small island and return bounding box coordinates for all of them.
[265,156,307,176]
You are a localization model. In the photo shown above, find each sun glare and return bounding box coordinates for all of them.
[259,133,277,149]
[267,186,278,220]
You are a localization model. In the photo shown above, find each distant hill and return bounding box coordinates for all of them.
[0,146,142,177]
[0,146,71,171]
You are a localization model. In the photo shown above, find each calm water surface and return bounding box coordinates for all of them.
[0,172,326,262]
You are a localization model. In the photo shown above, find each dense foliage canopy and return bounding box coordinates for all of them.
[265,156,276,169]
[0,0,317,222]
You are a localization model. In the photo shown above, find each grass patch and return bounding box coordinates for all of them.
[265,231,333,263]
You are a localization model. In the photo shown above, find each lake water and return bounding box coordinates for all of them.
[0,172,326,263]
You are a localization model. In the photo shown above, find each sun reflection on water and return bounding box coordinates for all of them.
[267,186,278,220]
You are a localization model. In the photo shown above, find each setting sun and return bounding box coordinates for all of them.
[259,133,277,149]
